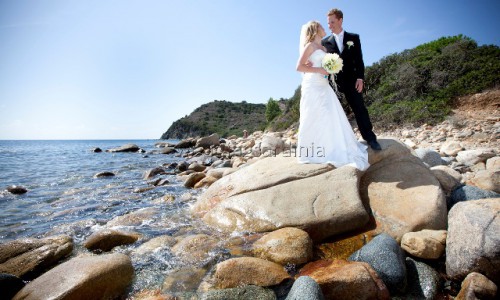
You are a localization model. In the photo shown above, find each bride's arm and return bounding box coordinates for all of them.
[296,44,329,75]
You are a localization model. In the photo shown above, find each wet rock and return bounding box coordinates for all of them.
[175,138,196,149]
[134,235,177,256]
[349,233,407,295]
[91,147,102,153]
[160,147,177,154]
[107,207,159,226]
[456,272,498,300]
[361,139,447,241]
[449,185,500,209]
[83,229,140,252]
[107,143,141,153]
[446,198,500,284]
[13,253,133,300]
[171,234,218,264]
[93,171,115,178]
[400,229,447,259]
[285,276,324,300]
[6,185,27,195]
[213,257,290,289]
[194,176,218,189]
[144,167,166,180]
[162,267,206,293]
[184,172,206,188]
[0,273,25,300]
[395,257,441,300]
[0,235,73,279]
[252,227,313,265]
[133,186,155,193]
[188,163,206,172]
[202,285,276,300]
[297,259,389,300]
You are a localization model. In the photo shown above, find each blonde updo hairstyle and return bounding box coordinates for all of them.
[299,20,322,54]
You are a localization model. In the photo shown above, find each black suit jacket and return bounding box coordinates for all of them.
[321,31,365,92]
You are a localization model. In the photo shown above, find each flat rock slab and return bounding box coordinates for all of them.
[0,235,73,279]
[13,253,134,300]
[199,157,370,241]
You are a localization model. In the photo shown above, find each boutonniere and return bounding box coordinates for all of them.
[346,41,354,49]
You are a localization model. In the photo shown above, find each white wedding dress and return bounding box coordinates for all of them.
[297,49,370,171]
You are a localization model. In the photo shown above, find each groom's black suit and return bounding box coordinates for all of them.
[322,32,377,143]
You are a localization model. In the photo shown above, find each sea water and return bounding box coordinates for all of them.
[0,139,222,294]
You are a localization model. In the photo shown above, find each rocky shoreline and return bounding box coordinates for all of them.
[2,91,499,299]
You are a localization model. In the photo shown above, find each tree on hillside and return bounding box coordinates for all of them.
[266,98,281,123]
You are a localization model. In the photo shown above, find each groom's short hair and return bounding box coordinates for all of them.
[327,8,343,20]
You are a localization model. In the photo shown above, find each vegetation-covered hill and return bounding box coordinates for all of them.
[160,100,266,139]
[161,36,500,139]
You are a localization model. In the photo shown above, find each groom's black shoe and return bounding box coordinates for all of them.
[368,140,382,151]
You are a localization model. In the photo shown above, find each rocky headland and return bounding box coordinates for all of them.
[2,90,499,299]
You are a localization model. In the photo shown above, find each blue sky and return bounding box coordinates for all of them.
[0,0,499,140]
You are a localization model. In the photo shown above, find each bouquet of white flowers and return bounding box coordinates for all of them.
[321,53,343,74]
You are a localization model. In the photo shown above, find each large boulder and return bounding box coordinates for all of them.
[197,157,369,241]
[446,198,500,284]
[360,139,447,241]
[196,133,220,149]
[0,235,73,279]
[13,253,134,300]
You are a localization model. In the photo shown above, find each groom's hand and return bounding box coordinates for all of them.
[355,79,364,93]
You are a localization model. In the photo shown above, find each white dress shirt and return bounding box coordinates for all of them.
[333,30,345,53]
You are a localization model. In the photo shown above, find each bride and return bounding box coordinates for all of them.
[296,21,369,171]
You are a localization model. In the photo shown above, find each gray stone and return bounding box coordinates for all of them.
[285,276,324,300]
[395,258,441,300]
[349,233,407,295]
[449,185,500,209]
[414,148,446,167]
[143,167,166,180]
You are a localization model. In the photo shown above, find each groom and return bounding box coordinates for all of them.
[322,8,381,150]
